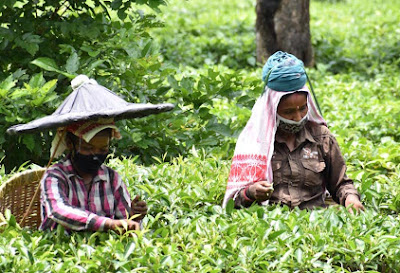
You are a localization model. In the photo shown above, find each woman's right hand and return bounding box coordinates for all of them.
[105,219,140,233]
[248,181,274,201]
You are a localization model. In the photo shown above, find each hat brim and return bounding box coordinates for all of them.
[6,103,174,135]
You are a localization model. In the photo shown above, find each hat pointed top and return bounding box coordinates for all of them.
[7,75,174,135]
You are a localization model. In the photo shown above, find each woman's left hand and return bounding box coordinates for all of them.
[131,195,148,221]
[345,194,364,213]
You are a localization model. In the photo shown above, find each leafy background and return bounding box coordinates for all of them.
[1,0,400,272]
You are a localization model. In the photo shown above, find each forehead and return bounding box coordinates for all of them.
[81,134,110,147]
[278,92,307,109]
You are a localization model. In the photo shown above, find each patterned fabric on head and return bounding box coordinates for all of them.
[222,86,326,207]
[262,51,307,92]
[50,118,121,159]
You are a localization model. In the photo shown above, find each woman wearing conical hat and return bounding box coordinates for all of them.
[39,118,147,232]
[223,52,364,212]
[7,75,174,232]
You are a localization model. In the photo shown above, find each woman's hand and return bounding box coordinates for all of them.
[131,195,148,221]
[105,219,140,233]
[345,194,365,213]
[248,181,274,201]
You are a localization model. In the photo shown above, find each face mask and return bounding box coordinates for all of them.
[73,152,107,174]
[277,113,308,134]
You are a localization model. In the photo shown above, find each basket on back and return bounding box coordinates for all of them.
[0,168,45,229]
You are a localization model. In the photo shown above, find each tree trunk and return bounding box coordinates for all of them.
[256,0,314,67]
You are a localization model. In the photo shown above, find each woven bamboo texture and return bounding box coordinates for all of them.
[0,168,45,229]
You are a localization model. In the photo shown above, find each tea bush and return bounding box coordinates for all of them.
[1,147,400,272]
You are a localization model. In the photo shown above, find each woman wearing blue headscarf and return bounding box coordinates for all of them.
[223,51,364,212]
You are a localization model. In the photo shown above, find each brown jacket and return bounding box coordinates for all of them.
[235,121,360,209]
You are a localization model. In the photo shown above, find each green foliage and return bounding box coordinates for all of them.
[311,0,400,76]
[0,0,165,79]
[149,0,257,69]
[0,0,261,170]
[116,66,261,163]
[1,0,400,271]
[0,73,61,171]
[0,0,170,170]
[1,150,400,272]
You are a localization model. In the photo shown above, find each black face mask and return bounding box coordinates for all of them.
[72,152,108,174]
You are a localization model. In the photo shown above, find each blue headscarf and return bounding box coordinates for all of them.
[261,51,306,92]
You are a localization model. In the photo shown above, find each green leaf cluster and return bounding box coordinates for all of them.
[0,72,61,170]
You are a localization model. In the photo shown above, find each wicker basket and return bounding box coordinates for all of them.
[0,168,46,229]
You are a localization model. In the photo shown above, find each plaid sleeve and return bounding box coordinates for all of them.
[41,169,108,231]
